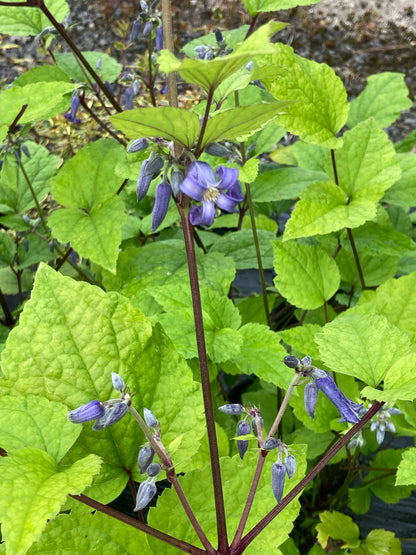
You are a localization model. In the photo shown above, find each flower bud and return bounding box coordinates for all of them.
[272,462,286,504]
[252,416,264,437]
[134,481,157,511]
[96,57,102,70]
[68,400,104,423]
[283,355,299,369]
[146,462,161,477]
[304,382,319,419]
[263,437,279,451]
[284,454,296,479]
[218,403,245,416]
[127,138,149,153]
[155,26,163,52]
[130,19,141,41]
[138,444,155,474]
[205,143,231,158]
[111,372,125,392]
[92,402,128,430]
[137,160,153,202]
[376,423,386,445]
[125,87,133,110]
[143,20,154,37]
[300,355,312,366]
[21,145,31,158]
[140,0,148,12]
[144,155,164,177]
[237,419,251,460]
[170,170,184,197]
[152,182,171,232]
[214,27,224,44]
[144,407,158,428]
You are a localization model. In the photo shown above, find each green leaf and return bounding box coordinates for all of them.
[335,247,399,288]
[111,106,200,149]
[279,323,322,363]
[341,221,415,257]
[17,233,55,269]
[13,64,72,87]
[0,0,68,35]
[201,102,294,147]
[243,0,322,17]
[352,529,402,555]
[315,313,412,387]
[335,118,401,200]
[55,51,122,84]
[0,231,15,267]
[0,448,101,555]
[263,43,348,148]
[27,502,152,554]
[251,167,330,203]
[158,21,284,92]
[0,142,61,213]
[50,139,127,270]
[210,229,275,269]
[382,152,416,211]
[238,158,259,183]
[316,511,360,550]
[222,323,292,389]
[361,352,416,402]
[148,449,306,553]
[283,181,375,240]
[0,395,81,461]
[273,241,340,309]
[152,281,242,362]
[0,82,76,126]
[347,72,412,129]
[366,449,414,504]
[396,447,416,486]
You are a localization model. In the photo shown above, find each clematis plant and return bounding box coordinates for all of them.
[179,161,244,226]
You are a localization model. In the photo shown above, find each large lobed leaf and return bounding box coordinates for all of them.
[0,0,68,36]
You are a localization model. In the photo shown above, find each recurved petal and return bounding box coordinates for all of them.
[215,165,239,190]
[189,201,216,226]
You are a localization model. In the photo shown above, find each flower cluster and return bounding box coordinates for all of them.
[193,27,233,60]
[370,404,401,445]
[219,403,263,459]
[68,372,130,430]
[180,161,244,227]
[283,355,363,425]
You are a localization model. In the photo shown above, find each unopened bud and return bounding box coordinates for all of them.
[144,408,158,428]
[152,182,171,232]
[138,444,155,474]
[92,402,128,430]
[127,138,149,153]
[155,26,163,52]
[283,355,299,369]
[304,382,319,420]
[237,419,251,460]
[130,19,141,41]
[146,462,161,477]
[263,437,279,451]
[205,143,231,158]
[134,481,157,511]
[143,20,153,37]
[137,160,153,202]
[284,454,296,479]
[111,372,125,392]
[215,27,224,44]
[145,155,164,176]
[271,462,286,504]
[68,400,104,424]
[218,404,245,416]
[170,169,184,196]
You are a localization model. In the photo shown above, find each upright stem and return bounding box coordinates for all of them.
[161,0,178,109]
[195,87,215,158]
[179,206,229,552]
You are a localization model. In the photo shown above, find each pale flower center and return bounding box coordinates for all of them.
[203,186,220,202]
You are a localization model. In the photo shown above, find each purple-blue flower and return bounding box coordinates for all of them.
[65,93,81,124]
[68,400,104,423]
[180,161,243,227]
[312,368,362,424]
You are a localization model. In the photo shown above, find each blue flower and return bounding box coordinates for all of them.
[68,400,104,423]
[180,161,243,226]
[312,368,362,424]
[65,93,81,124]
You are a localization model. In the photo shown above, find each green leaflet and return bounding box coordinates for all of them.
[222,323,291,389]
[315,313,412,387]
[383,153,416,211]
[396,448,416,486]
[263,43,349,148]
[152,280,242,362]
[316,511,360,550]
[0,142,61,213]
[273,241,340,310]
[250,167,330,203]
[365,449,414,504]
[243,0,322,17]
[158,21,283,92]
[55,51,122,84]
[110,106,200,149]
[0,231,15,267]
[148,449,306,554]
[201,101,294,147]
[27,503,152,554]
[16,234,55,270]
[0,81,76,126]
[210,229,275,269]
[361,352,416,402]
[284,119,402,240]
[0,395,81,461]
[49,139,127,271]
[0,448,101,555]
[347,72,412,129]
[0,0,68,35]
